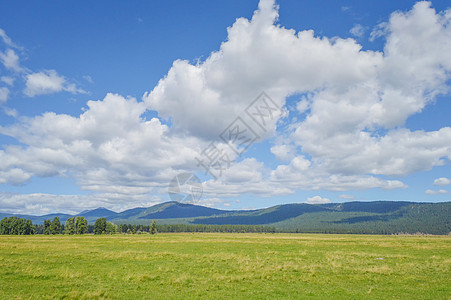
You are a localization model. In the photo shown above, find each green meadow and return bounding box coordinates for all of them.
[0,233,450,299]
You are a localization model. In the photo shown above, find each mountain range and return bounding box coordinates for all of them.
[1,201,450,234]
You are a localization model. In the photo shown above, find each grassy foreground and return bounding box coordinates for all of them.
[0,234,450,299]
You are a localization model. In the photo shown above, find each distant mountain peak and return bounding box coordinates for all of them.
[76,207,117,218]
[94,207,112,211]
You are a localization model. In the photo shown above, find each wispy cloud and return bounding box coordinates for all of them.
[369,22,388,42]
[0,87,10,103]
[350,24,365,38]
[0,28,22,49]
[1,76,15,86]
[425,189,449,195]
[83,75,94,84]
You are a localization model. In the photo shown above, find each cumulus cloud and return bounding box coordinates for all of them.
[24,70,85,97]
[425,189,449,195]
[0,168,31,185]
[305,195,331,204]
[200,157,294,198]
[274,1,451,189]
[143,0,380,140]
[433,177,451,186]
[0,93,204,208]
[143,0,451,193]
[270,166,407,192]
[270,144,296,161]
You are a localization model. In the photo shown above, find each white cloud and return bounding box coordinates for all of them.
[305,195,331,204]
[24,70,86,97]
[194,197,231,208]
[0,49,22,72]
[350,24,365,38]
[0,87,9,103]
[270,164,407,192]
[369,22,388,42]
[0,192,164,215]
[0,168,31,185]
[293,127,451,177]
[3,107,18,118]
[279,1,451,186]
[270,144,296,161]
[425,189,449,195]
[200,157,294,198]
[296,98,310,114]
[1,76,15,86]
[143,0,381,140]
[0,28,84,99]
[220,158,264,183]
[144,0,451,191]
[433,177,451,186]
[0,93,203,199]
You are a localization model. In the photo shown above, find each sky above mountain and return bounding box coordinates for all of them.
[0,0,450,215]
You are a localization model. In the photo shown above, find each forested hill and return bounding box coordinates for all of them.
[1,201,450,235]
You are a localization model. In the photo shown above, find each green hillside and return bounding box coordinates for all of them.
[109,201,450,235]
[271,202,451,235]
[2,201,450,234]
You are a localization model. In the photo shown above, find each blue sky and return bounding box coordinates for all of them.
[0,0,450,214]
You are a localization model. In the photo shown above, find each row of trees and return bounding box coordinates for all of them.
[156,224,276,233]
[0,217,34,235]
[64,216,88,234]
[32,216,89,235]
[116,223,275,233]
[0,216,156,235]
[44,217,62,234]
[93,218,118,234]
[2,217,275,235]
[117,221,157,234]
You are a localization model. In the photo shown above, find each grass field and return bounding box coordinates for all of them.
[0,233,450,299]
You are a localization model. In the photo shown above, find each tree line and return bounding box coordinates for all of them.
[156,224,276,233]
[116,223,275,233]
[2,216,275,235]
[2,216,91,235]
[0,216,157,235]
[0,217,34,235]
